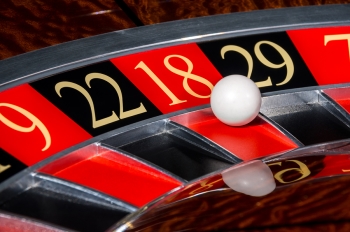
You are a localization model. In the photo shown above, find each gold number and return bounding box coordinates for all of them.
[56,81,118,128]
[221,40,294,87]
[164,55,213,98]
[0,103,51,151]
[254,41,294,86]
[55,73,147,128]
[136,55,214,105]
[221,45,254,79]
[268,160,311,184]
[221,45,272,88]
[325,34,350,59]
[135,61,187,105]
[0,164,10,174]
[189,178,222,195]
[86,73,147,119]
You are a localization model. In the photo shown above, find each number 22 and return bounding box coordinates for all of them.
[55,73,147,128]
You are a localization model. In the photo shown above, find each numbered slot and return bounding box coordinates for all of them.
[102,120,238,182]
[0,173,135,231]
[198,31,318,93]
[0,84,92,166]
[110,43,223,114]
[287,27,350,86]
[261,90,350,145]
[29,61,161,137]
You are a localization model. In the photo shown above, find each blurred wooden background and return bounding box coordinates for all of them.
[0,0,349,60]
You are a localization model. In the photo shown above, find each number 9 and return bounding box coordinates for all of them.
[254,41,294,86]
[0,103,51,151]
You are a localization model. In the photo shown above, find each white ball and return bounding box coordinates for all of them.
[210,75,261,126]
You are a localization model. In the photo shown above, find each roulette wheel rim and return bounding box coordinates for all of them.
[1,4,350,231]
[2,4,350,89]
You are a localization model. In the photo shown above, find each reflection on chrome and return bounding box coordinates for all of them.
[222,160,276,197]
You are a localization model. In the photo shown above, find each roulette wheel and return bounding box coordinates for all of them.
[1,3,350,231]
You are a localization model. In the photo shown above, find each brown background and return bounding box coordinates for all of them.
[0,0,349,60]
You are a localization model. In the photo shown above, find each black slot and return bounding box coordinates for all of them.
[119,133,233,181]
[0,187,129,232]
[268,104,350,145]
[0,149,27,184]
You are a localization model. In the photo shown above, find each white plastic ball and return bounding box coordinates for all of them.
[210,75,261,126]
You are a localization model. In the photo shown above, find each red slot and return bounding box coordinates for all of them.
[287,26,350,85]
[171,108,298,161]
[0,84,91,166]
[40,145,182,207]
[110,43,222,114]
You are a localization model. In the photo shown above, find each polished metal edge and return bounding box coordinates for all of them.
[265,138,350,160]
[0,5,349,227]
[100,144,187,183]
[36,173,137,212]
[107,173,227,231]
[0,210,69,231]
[320,91,350,128]
[261,90,321,110]
[0,4,350,91]
[167,121,242,163]
[101,118,241,181]
[108,181,186,232]
[107,158,277,231]
[102,120,167,147]
[0,4,350,191]
[260,89,350,148]
[0,104,207,194]
[261,89,350,131]
[109,140,350,231]
[0,172,137,212]
[258,113,304,147]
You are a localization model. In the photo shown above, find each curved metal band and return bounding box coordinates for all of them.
[0,4,350,92]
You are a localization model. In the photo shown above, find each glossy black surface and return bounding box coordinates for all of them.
[267,104,350,145]
[0,186,130,232]
[0,149,26,184]
[120,133,233,181]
